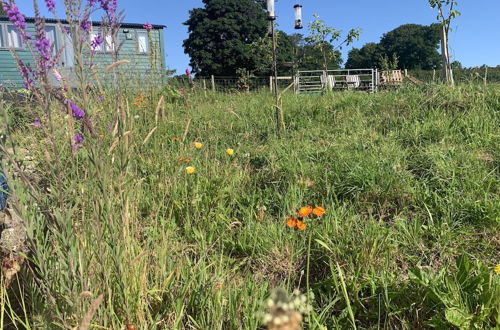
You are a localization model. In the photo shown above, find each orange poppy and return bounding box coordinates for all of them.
[312,206,326,217]
[297,206,313,218]
[287,217,298,228]
[296,220,306,231]
[172,137,180,141]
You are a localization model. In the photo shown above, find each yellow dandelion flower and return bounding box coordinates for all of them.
[186,166,196,175]
[226,148,235,156]
[194,142,203,149]
[494,264,500,274]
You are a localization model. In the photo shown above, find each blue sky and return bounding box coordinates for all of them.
[16,1,500,73]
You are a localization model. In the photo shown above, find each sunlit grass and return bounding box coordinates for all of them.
[0,83,499,329]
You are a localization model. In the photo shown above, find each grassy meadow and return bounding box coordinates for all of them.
[0,83,499,329]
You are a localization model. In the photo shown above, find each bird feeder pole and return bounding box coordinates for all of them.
[267,0,283,133]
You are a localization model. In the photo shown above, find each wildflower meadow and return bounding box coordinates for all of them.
[0,0,498,329]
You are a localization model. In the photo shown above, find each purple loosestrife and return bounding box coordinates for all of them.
[90,35,104,52]
[44,0,55,12]
[99,0,117,16]
[80,19,91,33]
[3,1,31,40]
[72,134,84,152]
[18,62,35,90]
[69,102,86,120]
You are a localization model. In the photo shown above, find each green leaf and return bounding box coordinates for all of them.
[445,308,473,328]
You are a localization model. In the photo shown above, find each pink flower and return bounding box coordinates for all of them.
[143,23,153,31]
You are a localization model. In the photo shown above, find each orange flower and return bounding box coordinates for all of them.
[297,206,313,218]
[312,206,326,217]
[287,217,298,228]
[177,158,191,163]
[296,220,306,231]
[172,137,180,141]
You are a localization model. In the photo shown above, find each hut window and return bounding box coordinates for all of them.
[90,32,103,51]
[6,25,23,49]
[45,26,58,54]
[137,31,149,53]
[105,34,115,52]
[0,26,4,48]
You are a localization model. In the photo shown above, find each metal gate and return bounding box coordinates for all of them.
[296,69,378,94]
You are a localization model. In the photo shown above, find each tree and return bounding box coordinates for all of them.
[379,24,442,70]
[250,31,299,76]
[306,15,360,71]
[183,0,267,76]
[345,43,383,69]
[429,0,460,85]
[0,4,5,15]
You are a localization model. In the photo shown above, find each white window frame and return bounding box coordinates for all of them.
[0,24,5,49]
[90,30,115,53]
[104,34,115,53]
[44,24,58,55]
[90,31,103,52]
[5,24,25,50]
[137,30,149,54]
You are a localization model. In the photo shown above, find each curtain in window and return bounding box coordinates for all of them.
[137,32,148,53]
[7,25,22,48]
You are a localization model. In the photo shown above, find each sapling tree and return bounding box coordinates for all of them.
[429,0,460,85]
[306,14,361,71]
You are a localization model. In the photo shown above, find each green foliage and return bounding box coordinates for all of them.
[306,15,360,71]
[183,0,268,76]
[345,42,383,69]
[380,24,442,69]
[410,255,499,328]
[379,53,400,71]
[346,24,442,70]
[429,0,461,28]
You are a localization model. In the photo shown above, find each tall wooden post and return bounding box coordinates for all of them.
[211,75,215,91]
[271,20,283,134]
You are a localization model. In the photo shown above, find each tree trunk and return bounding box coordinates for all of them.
[440,24,454,85]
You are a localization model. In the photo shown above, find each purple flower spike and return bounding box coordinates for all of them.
[72,134,84,152]
[3,2,31,40]
[44,0,56,12]
[80,19,91,33]
[69,102,86,120]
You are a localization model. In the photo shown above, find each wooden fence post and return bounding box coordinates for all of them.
[211,75,215,91]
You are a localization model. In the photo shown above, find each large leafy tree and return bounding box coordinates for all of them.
[379,24,441,70]
[183,0,268,76]
[345,43,383,69]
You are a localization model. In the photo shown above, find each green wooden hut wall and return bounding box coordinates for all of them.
[0,16,166,88]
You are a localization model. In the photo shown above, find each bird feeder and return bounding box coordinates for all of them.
[267,0,276,20]
[294,4,303,29]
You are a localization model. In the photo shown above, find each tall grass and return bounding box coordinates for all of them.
[0,82,498,328]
